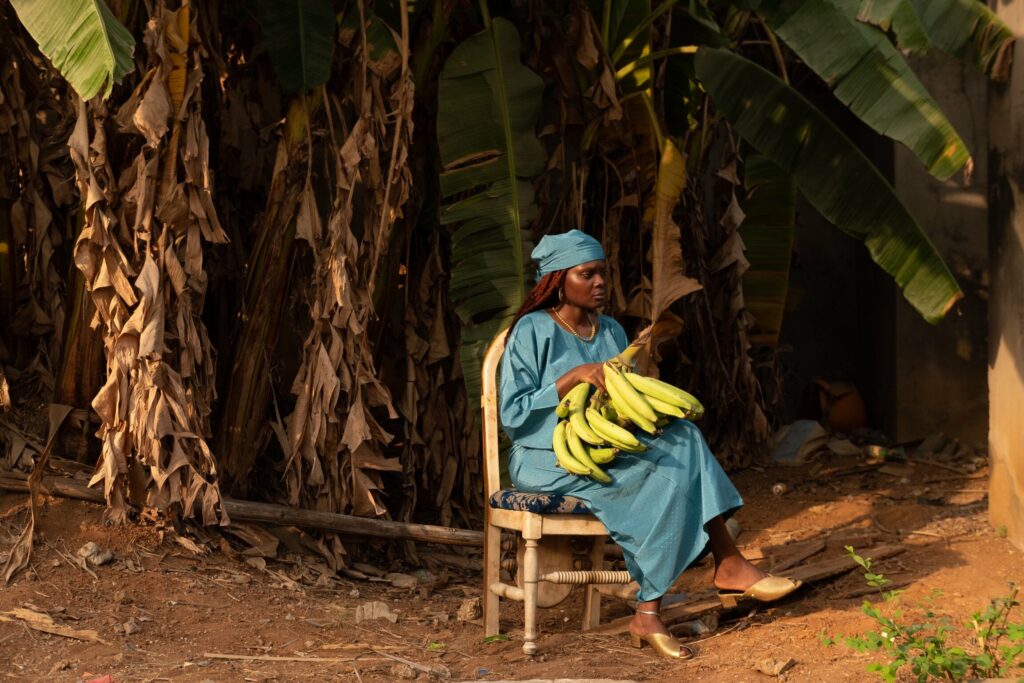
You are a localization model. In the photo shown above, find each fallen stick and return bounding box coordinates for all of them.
[922,471,988,484]
[0,474,484,547]
[419,551,482,572]
[0,608,105,643]
[371,649,450,678]
[907,458,969,475]
[203,652,387,664]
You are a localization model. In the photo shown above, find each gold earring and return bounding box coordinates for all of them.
[558,288,566,304]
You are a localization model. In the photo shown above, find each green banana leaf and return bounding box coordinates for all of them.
[339,5,400,76]
[696,47,962,324]
[588,0,664,91]
[739,156,796,347]
[759,0,968,181]
[256,0,335,93]
[857,0,1014,79]
[437,17,545,402]
[10,0,135,100]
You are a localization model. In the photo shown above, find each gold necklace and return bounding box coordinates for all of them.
[551,307,597,342]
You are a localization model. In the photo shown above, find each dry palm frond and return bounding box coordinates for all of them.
[69,3,227,524]
[0,7,76,378]
[284,2,414,538]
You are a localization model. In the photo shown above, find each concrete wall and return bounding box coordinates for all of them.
[778,60,989,446]
[989,1,1024,551]
[890,54,990,445]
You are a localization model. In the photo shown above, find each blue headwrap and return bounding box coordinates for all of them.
[532,229,606,281]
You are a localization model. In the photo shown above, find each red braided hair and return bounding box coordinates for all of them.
[505,270,567,342]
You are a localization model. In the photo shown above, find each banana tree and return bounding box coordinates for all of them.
[216,0,336,490]
[9,0,135,99]
[437,8,546,403]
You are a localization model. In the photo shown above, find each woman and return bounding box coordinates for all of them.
[499,229,800,659]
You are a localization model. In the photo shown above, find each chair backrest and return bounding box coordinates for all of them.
[480,329,509,499]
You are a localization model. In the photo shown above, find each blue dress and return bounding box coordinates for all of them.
[499,311,743,602]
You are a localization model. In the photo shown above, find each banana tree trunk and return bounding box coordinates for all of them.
[215,99,309,493]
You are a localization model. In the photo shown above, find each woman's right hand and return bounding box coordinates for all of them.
[556,363,607,399]
[571,362,607,391]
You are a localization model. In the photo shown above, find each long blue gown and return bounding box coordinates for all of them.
[499,311,743,602]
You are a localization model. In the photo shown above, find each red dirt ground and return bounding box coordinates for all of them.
[1,456,1021,682]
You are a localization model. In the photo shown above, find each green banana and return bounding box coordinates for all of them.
[552,421,591,475]
[587,445,618,465]
[565,422,612,484]
[585,408,644,451]
[622,372,704,414]
[644,394,687,419]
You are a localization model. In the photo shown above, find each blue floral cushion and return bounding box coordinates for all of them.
[489,489,591,515]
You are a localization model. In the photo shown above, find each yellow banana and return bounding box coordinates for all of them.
[603,366,658,433]
[622,372,704,413]
[570,409,605,445]
[555,398,571,419]
[644,394,687,419]
[552,421,591,475]
[566,382,591,411]
[605,365,659,422]
[587,445,618,464]
[565,422,612,484]
[585,408,644,451]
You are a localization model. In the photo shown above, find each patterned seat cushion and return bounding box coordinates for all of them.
[489,489,591,515]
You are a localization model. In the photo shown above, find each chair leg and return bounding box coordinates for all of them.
[582,537,605,631]
[522,537,539,655]
[482,522,501,637]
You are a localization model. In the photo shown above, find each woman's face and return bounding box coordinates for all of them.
[563,260,607,310]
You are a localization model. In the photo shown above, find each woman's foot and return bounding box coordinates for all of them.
[628,608,693,660]
[628,609,671,639]
[712,553,767,593]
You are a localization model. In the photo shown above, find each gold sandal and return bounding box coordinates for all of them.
[717,575,803,608]
[628,610,695,660]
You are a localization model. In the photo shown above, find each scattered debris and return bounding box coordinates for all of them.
[772,420,828,465]
[386,572,418,589]
[355,601,398,624]
[456,597,481,622]
[123,618,141,635]
[76,542,113,567]
[390,663,419,680]
[373,649,450,680]
[826,439,862,457]
[755,656,796,677]
[352,562,386,578]
[771,482,789,496]
[0,608,106,643]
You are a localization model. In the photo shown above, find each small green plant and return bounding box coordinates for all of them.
[835,547,1024,682]
[482,633,509,644]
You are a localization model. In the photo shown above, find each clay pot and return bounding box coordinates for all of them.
[815,379,867,434]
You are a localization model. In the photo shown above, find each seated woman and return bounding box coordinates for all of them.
[499,229,800,660]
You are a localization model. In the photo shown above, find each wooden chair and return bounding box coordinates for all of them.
[480,331,632,655]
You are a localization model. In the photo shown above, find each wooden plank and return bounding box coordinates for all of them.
[0,474,484,547]
[588,544,906,635]
[770,539,826,573]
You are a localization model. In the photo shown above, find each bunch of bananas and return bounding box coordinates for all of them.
[550,362,704,484]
